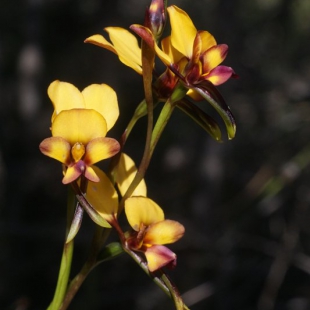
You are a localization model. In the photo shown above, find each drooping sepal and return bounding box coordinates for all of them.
[176,98,222,141]
[191,80,236,139]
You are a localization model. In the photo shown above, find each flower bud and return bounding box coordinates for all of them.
[144,0,166,40]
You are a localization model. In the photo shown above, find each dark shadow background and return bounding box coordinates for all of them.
[1,0,310,309]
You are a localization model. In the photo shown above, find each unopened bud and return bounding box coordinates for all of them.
[144,0,166,40]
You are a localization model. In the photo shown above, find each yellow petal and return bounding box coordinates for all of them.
[86,166,118,222]
[62,164,83,184]
[161,36,184,64]
[82,84,119,131]
[39,137,71,165]
[48,80,85,122]
[125,197,164,231]
[85,28,142,74]
[199,31,217,52]
[114,153,147,197]
[168,5,197,58]
[106,27,142,74]
[144,245,176,272]
[84,137,120,165]
[144,220,185,245]
[84,165,100,182]
[52,109,107,145]
[85,34,118,55]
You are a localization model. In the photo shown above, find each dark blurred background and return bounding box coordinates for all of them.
[1,0,310,309]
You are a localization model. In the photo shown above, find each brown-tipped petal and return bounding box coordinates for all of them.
[203,65,235,86]
[62,163,84,184]
[144,245,177,272]
[84,166,100,183]
[39,137,71,165]
[84,137,120,165]
[201,44,228,73]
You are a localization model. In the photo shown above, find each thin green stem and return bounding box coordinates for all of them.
[47,188,75,310]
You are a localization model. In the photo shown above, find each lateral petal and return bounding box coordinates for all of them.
[52,109,107,145]
[201,44,228,74]
[48,80,85,122]
[168,5,197,58]
[84,137,120,165]
[144,245,177,272]
[39,137,71,165]
[82,84,119,131]
[125,197,164,231]
[144,220,185,245]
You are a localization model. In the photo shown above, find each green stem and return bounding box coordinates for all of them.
[47,188,75,310]
[59,226,110,310]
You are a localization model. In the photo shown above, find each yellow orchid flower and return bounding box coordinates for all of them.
[39,81,120,184]
[85,27,142,75]
[132,5,236,89]
[125,196,185,272]
[130,5,237,138]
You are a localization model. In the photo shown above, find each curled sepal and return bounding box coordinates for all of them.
[176,99,222,141]
[97,242,124,263]
[75,193,111,228]
[191,80,236,139]
[65,204,84,244]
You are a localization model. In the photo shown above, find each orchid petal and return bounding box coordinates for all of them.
[85,28,142,74]
[168,5,197,58]
[82,84,119,131]
[161,36,184,64]
[114,153,147,197]
[39,137,71,165]
[84,165,100,182]
[86,166,118,222]
[144,220,185,245]
[62,164,83,184]
[199,31,217,52]
[48,80,85,122]
[201,44,228,74]
[84,137,120,165]
[144,245,177,272]
[203,65,235,86]
[125,197,164,231]
[52,109,107,145]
